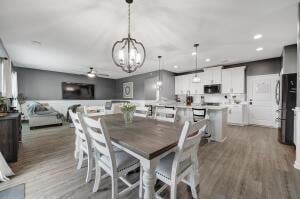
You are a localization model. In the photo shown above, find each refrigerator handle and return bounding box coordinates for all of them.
[275,80,280,105]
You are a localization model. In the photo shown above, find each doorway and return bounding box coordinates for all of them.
[247,74,280,127]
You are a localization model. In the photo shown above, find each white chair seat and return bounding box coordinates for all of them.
[156,152,192,180]
[98,150,139,172]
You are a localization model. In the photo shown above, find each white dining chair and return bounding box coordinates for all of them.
[68,110,93,183]
[84,105,106,117]
[140,120,205,199]
[82,116,141,199]
[155,108,177,123]
[134,106,149,118]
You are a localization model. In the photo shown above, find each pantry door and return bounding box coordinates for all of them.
[247,74,279,127]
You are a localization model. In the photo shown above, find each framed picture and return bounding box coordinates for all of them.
[123,82,133,98]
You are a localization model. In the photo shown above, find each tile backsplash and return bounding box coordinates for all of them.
[177,94,246,104]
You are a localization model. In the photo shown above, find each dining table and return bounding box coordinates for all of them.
[91,113,200,199]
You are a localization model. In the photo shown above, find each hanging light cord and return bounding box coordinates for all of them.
[128,3,131,37]
[158,56,161,81]
[194,44,199,76]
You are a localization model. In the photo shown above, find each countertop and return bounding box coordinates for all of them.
[145,103,228,110]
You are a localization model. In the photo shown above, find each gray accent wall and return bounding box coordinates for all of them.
[14,67,116,100]
[282,44,297,75]
[177,58,282,77]
[14,57,283,101]
[115,70,175,100]
[225,58,282,76]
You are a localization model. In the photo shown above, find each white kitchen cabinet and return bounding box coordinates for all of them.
[175,74,190,95]
[221,66,246,94]
[227,104,246,125]
[175,73,204,95]
[189,73,204,95]
[203,66,222,85]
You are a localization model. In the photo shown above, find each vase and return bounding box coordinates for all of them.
[123,111,134,124]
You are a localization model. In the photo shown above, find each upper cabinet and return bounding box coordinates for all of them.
[189,73,204,95]
[175,74,189,95]
[175,73,204,95]
[175,66,246,95]
[203,66,222,85]
[221,66,246,94]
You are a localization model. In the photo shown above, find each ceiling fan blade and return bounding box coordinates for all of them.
[96,73,110,77]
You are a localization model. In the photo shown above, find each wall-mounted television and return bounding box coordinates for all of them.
[62,82,95,100]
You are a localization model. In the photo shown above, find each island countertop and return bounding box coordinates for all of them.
[145,103,227,110]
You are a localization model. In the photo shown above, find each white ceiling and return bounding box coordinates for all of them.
[0,0,298,79]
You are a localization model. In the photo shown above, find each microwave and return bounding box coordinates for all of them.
[204,84,221,94]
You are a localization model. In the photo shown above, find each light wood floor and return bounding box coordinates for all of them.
[0,124,300,199]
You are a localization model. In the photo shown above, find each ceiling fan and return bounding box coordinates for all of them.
[86,67,109,78]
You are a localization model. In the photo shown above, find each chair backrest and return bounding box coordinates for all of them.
[84,105,106,117]
[134,106,149,118]
[82,116,117,174]
[171,120,205,179]
[68,110,92,151]
[155,108,177,123]
[192,108,206,122]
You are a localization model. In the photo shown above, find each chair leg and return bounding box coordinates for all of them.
[93,164,101,193]
[77,150,83,170]
[139,166,143,198]
[189,169,198,199]
[111,176,118,199]
[74,135,79,159]
[170,184,177,199]
[85,151,93,183]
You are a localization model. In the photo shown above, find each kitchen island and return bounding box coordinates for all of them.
[147,104,228,142]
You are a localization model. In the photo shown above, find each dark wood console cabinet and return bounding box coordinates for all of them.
[0,113,21,163]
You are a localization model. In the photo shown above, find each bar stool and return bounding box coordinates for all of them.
[192,108,211,142]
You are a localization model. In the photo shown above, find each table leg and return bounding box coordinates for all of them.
[141,159,158,199]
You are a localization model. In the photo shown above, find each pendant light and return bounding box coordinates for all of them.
[157,56,162,87]
[192,43,201,83]
[87,67,96,78]
[112,0,146,73]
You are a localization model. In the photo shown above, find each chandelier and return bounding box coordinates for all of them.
[112,0,146,73]
[192,43,201,83]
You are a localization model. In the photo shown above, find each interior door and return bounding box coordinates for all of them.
[247,74,279,127]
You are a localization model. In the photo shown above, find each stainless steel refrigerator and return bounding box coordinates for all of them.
[278,73,297,145]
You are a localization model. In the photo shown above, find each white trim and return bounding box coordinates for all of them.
[294,107,300,170]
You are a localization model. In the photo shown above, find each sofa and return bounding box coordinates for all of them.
[27,102,63,129]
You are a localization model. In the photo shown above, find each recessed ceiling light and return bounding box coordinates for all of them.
[256,47,263,52]
[205,58,211,62]
[192,52,197,56]
[254,34,263,40]
[173,65,178,69]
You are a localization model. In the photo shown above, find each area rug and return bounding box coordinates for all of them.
[0,184,25,199]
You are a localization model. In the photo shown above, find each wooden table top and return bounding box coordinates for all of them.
[91,113,183,160]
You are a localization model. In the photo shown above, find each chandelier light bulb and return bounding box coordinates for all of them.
[118,49,125,64]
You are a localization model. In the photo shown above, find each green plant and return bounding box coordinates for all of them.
[120,103,136,113]
[17,93,27,106]
[17,93,27,114]
[0,96,7,113]
[0,96,7,104]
